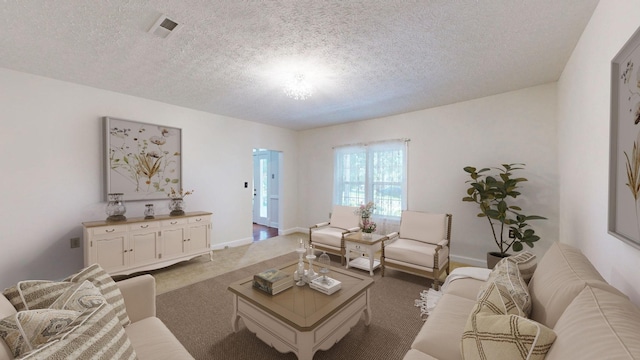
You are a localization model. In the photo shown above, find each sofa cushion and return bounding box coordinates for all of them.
[443,277,486,301]
[384,239,449,269]
[527,242,624,328]
[0,309,80,358]
[20,302,137,360]
[125,317,194,360]
[403,348,439,360]
[545,286,640,360]
[411,293,476,360]
[477,259,531,316]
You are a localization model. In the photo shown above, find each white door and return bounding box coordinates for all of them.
[253,152,269,226]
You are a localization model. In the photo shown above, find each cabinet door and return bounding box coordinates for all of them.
[162,227,185,258]
[95,235,128,272]
[130,230,159,266]
[188,223,209,253]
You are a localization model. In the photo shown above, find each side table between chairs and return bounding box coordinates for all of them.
[344,232,388,276]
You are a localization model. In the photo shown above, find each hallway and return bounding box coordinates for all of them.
[252,223,278,242]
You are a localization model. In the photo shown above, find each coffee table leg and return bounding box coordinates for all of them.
[363,289,372,326]
[231,294,241,332]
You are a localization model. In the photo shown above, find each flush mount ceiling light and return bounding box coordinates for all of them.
[283,73,313,100]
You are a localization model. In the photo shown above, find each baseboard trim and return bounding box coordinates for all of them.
[451,254,485,268]
[280,227,308,236]
[211,237,252,250]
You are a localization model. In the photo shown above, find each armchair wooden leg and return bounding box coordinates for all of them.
[432,278,441,290]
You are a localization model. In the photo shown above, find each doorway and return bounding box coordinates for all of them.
[252,149,281,241]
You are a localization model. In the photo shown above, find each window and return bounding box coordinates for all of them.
[333,139,407,218]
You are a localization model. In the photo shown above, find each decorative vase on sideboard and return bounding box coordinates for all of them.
[105,193,126,222]
[169,198,185,216]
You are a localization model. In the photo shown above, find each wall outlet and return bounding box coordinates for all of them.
[508,229,516,239]
[70,237,80,248]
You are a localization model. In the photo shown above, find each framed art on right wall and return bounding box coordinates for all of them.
[609,25,640,249]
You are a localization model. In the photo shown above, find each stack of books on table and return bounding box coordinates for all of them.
[310,276,342,295]
[253,268,293,295]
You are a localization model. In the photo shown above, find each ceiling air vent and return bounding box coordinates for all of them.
[149,14,181,39]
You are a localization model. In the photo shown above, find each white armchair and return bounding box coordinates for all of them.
[309,205,361,265]
[381,211,452,289]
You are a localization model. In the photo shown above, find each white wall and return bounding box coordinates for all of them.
[299,83,559,266]
[0,68,299,288]
[558,0,640,305]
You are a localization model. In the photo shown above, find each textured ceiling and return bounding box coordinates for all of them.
[0,0,599,130]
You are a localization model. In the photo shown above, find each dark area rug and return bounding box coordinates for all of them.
[156,252,430,359]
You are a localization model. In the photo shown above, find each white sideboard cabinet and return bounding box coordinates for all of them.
[82,211,212,275]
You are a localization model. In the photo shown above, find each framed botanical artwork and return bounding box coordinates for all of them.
[104,117,182,201]
[609,26,640,249]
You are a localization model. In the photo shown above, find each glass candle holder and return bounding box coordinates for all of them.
[144,204,155,219]
[105,193,127,222]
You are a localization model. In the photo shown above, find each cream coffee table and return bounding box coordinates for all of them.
[345,232,388,276]
[228,261,373,360]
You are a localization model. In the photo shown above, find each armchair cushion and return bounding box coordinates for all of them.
[311,227,345,249]
[399,212,447,245]
[384,239,449,269]
[329,206,360,231]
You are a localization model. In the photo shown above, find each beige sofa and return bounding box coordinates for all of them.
[0,274,193,360]
[404,242,640,360]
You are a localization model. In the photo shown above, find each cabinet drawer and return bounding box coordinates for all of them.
[162,218,188,227]
[188,216,210,224]
[91,224,127,235]
[128,222,159,231]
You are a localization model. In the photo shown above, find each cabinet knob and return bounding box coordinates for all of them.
[171,221,178,225]
[141,225,149,228]
[130,249,133,252]
[106,229,115,233]
[124,250,128,253]
[196,218,202,222]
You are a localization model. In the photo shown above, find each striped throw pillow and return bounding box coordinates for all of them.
[20,302,137,360]
[3,264,130,328]
[63,264,130,327]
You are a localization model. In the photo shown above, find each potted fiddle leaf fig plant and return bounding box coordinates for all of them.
[462,163,546,268]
